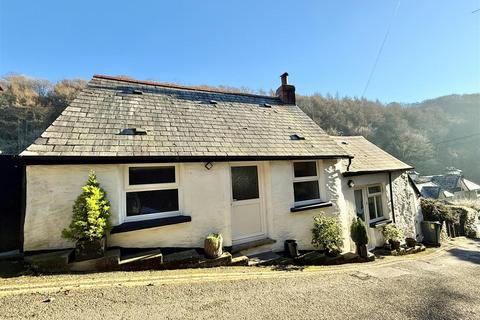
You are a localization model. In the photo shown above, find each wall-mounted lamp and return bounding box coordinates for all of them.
[204,162,213,170]
[347,180,355,188]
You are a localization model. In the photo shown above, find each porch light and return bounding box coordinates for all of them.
[347,180,355,188]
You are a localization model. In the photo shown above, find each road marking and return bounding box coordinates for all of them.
[0,247,449,297]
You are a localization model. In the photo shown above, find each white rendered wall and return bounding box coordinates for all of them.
[24,160,351,252]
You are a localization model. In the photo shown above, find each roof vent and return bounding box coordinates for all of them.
[262,103,272,108]
[341,141,349,145]
[119,128,147,135]
[209,100,218,105]
[290,134,305,140]
[131,89,143,95]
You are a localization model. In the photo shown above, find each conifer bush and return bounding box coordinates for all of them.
[62,171,112,241]
[350,217,369,246]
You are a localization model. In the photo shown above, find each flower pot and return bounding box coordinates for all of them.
[389,239,401,250]
[357,244,369,259]
[204,235,223,259]
[75,236,106,262]
[405,237,416,248]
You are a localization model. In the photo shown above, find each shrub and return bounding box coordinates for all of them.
[382,224,403,242]
[62,171,112,241]
[350,217,369,246]
[420,198,458,224]
[311,216,343,252]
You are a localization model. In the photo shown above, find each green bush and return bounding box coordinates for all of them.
[62,171,112,241]
[421,198,458,224]
[382,224,403,242]
[311,215,343,252]
[350,217,369,246]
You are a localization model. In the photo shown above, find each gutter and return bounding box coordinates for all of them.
[18,154,353,165]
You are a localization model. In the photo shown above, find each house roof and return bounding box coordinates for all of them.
[330,136,412,173]
[21,75,350,159]
[463,178,480,191]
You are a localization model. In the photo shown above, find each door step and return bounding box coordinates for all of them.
[247,251,282,266]
[119,249,163,265]
[231,238,276,254]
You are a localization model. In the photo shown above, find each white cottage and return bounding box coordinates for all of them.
[20,73,418,255]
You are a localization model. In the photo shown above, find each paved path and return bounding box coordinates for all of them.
[1,238,479,320]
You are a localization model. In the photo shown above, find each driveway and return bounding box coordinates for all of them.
[1,238,479,320]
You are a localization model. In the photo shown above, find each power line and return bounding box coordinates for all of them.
[433,132,480,145]
[362,0,401,98]
[472,8,480,13]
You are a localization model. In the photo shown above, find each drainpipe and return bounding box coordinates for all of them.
[389,171,396,223]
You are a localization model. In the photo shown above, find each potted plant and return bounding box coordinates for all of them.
[62,171,112,261]
[405,237,416,248]
[350,217,369,259]
[381,224,403,250]
[204,233,223,258]
[311,215,343,257]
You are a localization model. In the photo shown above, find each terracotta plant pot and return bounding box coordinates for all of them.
[75,236,106,262]
[405,237,416,248]
[204,234,223,259]
[389,239,401,250]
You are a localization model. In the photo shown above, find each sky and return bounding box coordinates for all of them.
[0,0,479,103]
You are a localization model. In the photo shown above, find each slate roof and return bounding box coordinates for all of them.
[331,136,412,173]
[21,75,350,158]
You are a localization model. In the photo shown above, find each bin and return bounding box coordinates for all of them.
[421,221,441,247]
[284,239,299,258]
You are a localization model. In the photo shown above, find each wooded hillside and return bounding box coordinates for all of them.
[1,74,478,182]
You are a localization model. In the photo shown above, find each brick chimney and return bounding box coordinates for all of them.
[276,72,296,105]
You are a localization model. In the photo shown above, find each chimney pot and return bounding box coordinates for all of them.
[281,72,289,85]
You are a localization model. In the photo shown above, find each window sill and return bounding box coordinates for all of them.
[110,215,192,234]
[290,201,333,213]
[369,218,392,228]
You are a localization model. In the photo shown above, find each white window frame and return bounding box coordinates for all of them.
[366,184,385,222]
[292,160,322,206]
[122,163,180,222]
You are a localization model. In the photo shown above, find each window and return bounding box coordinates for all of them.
[367,185,384,221]
[124,165,179,221]
[354,189,365,221]
[293,161,321,205]
[231,166,259,201]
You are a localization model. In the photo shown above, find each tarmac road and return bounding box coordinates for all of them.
[1,237,479,320]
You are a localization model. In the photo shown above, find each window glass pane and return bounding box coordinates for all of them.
[368,186,381,194]
[375,195,384,217]
[368,196,377,220]
[129,166,175,185]
[231,166,259,201]
[126,189,178,216]
[354,190,365,221]
[294,162,317,178]
[294,181,320,202]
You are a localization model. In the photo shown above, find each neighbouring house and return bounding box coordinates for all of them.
[20,73,419,256]
[330,136,421,248]
[410,168,480,200]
